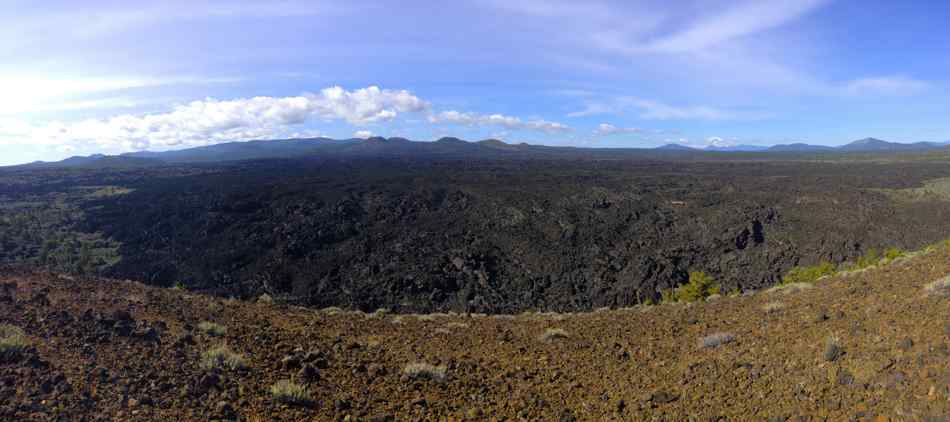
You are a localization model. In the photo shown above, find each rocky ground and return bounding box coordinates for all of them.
[4,244,950,421]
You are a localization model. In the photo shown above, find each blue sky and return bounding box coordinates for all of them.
[1,0,949,165]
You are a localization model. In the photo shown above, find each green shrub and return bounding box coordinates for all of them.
[782,262,836,285]
[853,248,880,270]
[671,271,720,303]
[883,247,905,261]
[661,272,720,303]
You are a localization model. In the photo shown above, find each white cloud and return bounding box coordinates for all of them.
[2,86,429,152]
[593,123,641,136]
[353,130,374,138]
[429,110,572,133]
[843,76,929,96]
[2,85,573,154]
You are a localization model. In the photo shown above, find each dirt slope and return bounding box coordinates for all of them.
[3,246,950,421]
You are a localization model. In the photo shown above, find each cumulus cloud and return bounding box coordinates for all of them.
[3,85,577,153]
[593,123,641,136]
[429,110,572,133]
[3,86,429,152]
[843,76,929,96]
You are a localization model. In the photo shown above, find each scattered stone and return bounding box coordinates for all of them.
[215,401,236,420]
[651,391,678,404]
[297,365,320,383]
[559,409,577,422]
[335,399,351,411]
[824,340,843,362]
[897,337,913,351]
[281,355,301,370]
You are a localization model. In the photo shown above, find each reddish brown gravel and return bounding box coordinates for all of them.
[3,248,950,421]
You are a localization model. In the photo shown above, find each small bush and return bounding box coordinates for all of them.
[0,325,28,360]
[782,262,836,285]
[883,247,905,261]
[270,380,312,404]
[403,363,448,382]
[699,332,735,349]
[539,328,570,343]
[762,302,785,313]
[256,293,274,304]
[667,272,720,303]
[853,248,881,270]
[201,345,246,370]
[198,321,227,337]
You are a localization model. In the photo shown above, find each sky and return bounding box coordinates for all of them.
[2,0,949,165]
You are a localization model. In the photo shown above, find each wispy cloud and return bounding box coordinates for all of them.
[636,0,831,54]
[842,76,930,96]
[569,96,771,121]
[593,123,642,136]
[428,110,572,133]
[0,75,241,115]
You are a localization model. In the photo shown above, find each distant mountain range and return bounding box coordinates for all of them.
[662,138,950,153]
[8,136,950,169]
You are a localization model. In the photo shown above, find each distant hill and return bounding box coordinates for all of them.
[704,145,769,152]
[10,136,950,169]
[838,137,944,152]
[767,143,836,152]
[654,143,697,151]
[19,154,163,169]
[122,137,360,163]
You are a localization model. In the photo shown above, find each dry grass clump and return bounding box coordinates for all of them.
[491,314,516,321]
[762,302,786,313]
[539,328,570,343]
[705,294,722,302]
[321,306,343,315]
[924,276,950,296]
[594,306,611,313]
[201,345,246,370]
[403,363,448,383]
[256,293,274,304]
[270,380,312,405]
[0,324,29,360]
[197,321,227,337]
[699,332,735,349]
[445,322,470,329]
[390,316,405,325]
[766,282,813,295]
[365,308,390,319]
[416,314,438,322]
